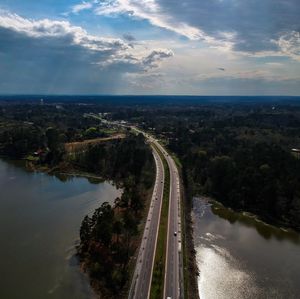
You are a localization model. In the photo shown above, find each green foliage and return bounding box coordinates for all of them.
[93,202,114,246]
[83,127,104,139]
[0,126,44,157]
[74,133,154,185]
[79,194,144,294]
[110,102,300,231]
[137,104,300,230]
[77,134,155,295]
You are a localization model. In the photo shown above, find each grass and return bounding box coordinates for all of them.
[130,132,188,298]
[150,144,170,299]
[172,153,182,169]
[25,155,39,162]
[101,128,119,135]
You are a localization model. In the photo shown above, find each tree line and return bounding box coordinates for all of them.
[76,134,155,296]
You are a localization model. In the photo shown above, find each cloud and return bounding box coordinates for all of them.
[94,0,205,41]
[96,48,173,73]
[142,49,174,68]
[123,33,136,42]
[158,0,300,54]
[0,11,128,51]
[276,31,300,61]
[124,72,165,90]
[0,11,173,94]
[90,0,300,59]
[71,1,93,14]
[190,69,300,85]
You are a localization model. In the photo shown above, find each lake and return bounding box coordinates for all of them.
[193,197,300,299]
[0,159,121,299]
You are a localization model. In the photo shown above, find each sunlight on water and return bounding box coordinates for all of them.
[197,244,259,299]
[193,198,300,299]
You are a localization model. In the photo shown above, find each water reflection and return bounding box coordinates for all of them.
[0,159,121,299]
[193,197,300,299]
[211,202,300,244]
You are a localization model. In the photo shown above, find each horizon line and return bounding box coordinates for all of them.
[0,94,300,97]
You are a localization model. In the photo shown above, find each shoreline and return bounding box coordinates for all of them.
[179,168,200,299]
[194,195,300,237]
[1,157,124,298]
[1,133,155,299]
[212,197,300,234]
[23,160,123,188]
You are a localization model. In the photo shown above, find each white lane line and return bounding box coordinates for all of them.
[130,149,161,298]
[146,146,165,299]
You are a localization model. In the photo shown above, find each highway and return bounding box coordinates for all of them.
[153,140,183,299]
[128,144,165,299]
[121,126,183,299]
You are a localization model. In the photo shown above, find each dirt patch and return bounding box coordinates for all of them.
[65,134,126,153]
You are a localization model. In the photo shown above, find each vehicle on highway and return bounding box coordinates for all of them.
[174,231,177,236]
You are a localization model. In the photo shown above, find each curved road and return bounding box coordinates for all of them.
[127,127,184,299]
[93,121,184,298]
[128,144,165,299]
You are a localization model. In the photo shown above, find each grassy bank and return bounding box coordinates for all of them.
[164,147,200,299]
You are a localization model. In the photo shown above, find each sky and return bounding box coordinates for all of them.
[0,0,299,95]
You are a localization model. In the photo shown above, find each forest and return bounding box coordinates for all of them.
[1,100,300,233]
[76,135,155,296]
[113,102,300,231]
[1,99,300,297]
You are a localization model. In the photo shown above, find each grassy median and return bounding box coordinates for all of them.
[150,144,170,299]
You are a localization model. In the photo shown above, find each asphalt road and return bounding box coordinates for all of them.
[128,144,165,299]
[125,126,183,299]
[153,141,183,299]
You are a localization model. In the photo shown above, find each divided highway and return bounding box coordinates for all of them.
[153,141,184,299]
[128,144,165,299]
[128,127,184,299]
[95,121,184,298]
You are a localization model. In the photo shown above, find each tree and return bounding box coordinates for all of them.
[93,202,114,247]
[80,215,91,250]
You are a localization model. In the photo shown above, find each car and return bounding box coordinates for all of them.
[174,231,177,236]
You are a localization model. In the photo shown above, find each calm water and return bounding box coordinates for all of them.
[193,198,300,299]
[0,159,121,299]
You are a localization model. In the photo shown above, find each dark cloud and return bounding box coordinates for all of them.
[157,0,300,53]
[0,13,173,94]
[142,49,174,68]
[0,28,124,93]
[123,33,136,42]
